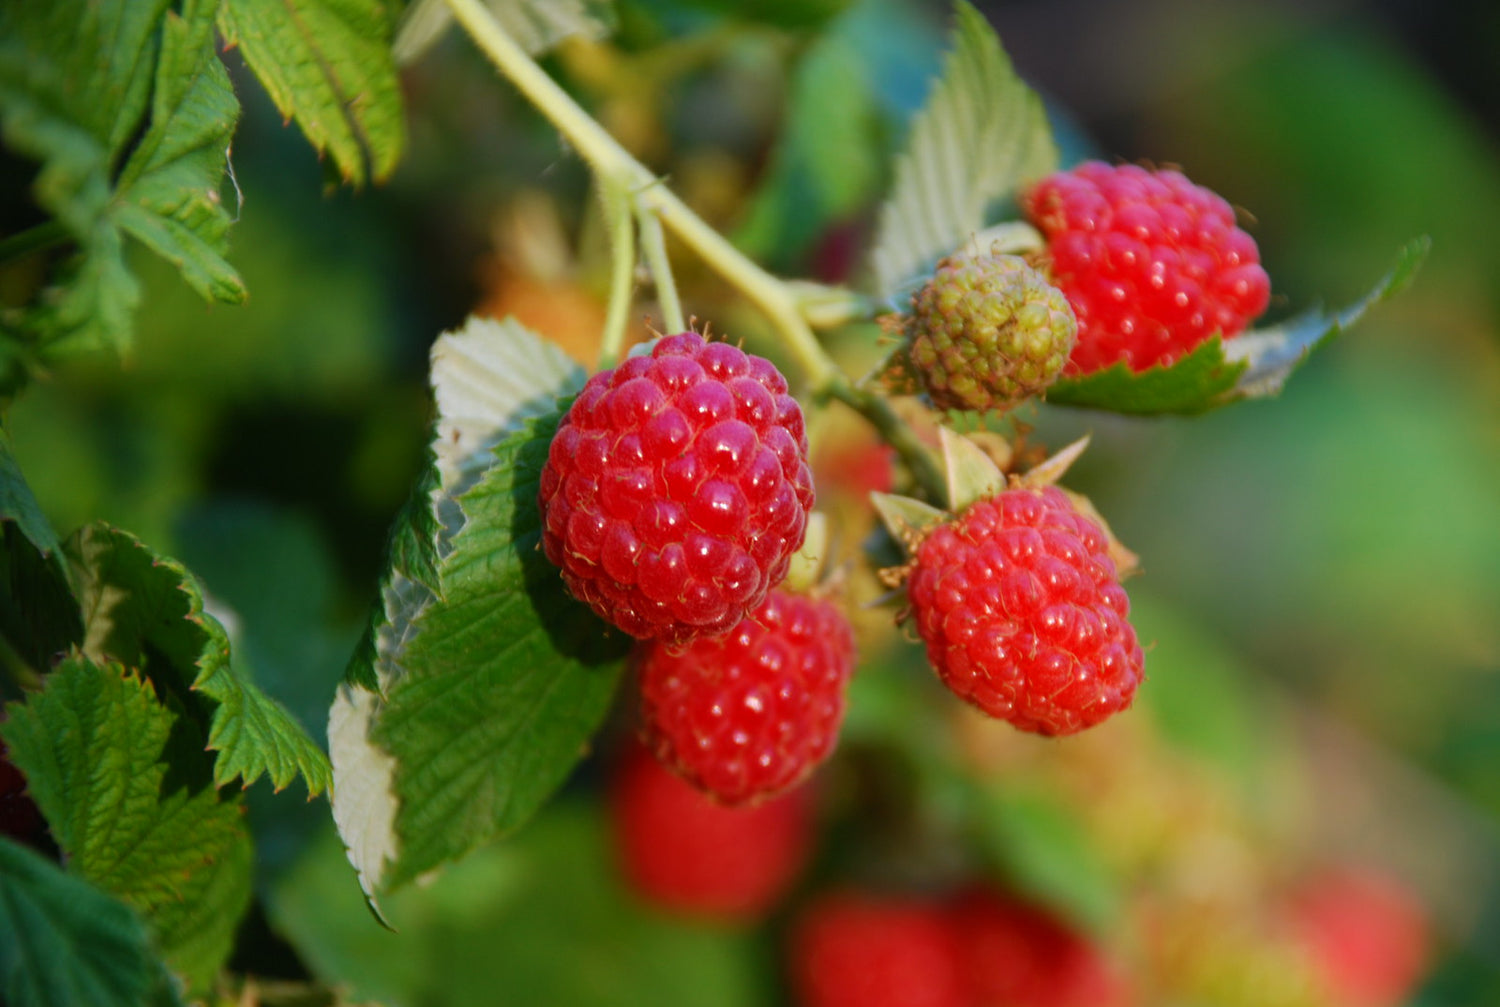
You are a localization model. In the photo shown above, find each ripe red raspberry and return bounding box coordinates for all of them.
[1023,161,1271,374]
[608,745,811,922]
[638,588,856,805]
[789,891,966,1007]
[538,333,815,644]
[1287,868,1430,1007]
[951,887,1135,1007]
[906,485,1144,735]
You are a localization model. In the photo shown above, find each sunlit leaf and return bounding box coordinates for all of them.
[0,0,244,364]
[868,1,1056,302]
[219,0,406,185]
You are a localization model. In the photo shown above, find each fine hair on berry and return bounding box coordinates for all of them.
[907,485,1144,735]
[637,588,856,805]
[538,332,815,644]
[1024,161,1271,374]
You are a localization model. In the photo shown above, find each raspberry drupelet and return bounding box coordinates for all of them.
[538,333,815,645]
[1024,161,1271,374]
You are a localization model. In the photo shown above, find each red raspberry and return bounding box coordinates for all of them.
[608,745,811,922]
[1023,161,1271,374]
[1287,868,1430,1007]
[906,485,1143,735]
[789,891,966,1007]
[638,589,855,805]
[538,333,815,644]
[951,887,1135,1007]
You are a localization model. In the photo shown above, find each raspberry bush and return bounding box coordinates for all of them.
[0,0,1469,1004]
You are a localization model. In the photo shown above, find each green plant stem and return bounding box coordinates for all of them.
[442,0,832,382]
[827,381,945,500]
[634,198,685,333]
[0,221,68,264]
[597,178,635,370]
[443,0,946,500]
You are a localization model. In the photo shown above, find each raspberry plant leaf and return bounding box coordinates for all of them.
[331,317,628,902]
[1044,238,1430,415]
[0,838,184,1007]
[0,655,253,993]
[868,0,1057,303]
[64,523,332,796]
[0,434,82,673]
[0,0,245,371]
[218,0,406,186]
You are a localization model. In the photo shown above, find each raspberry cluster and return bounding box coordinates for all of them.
[907,485,1144,735]
[1024,161,1271,374]
[638,588,856,805]
[539,333,815,644]
[906,253,1076,412]
[608,745,811,922]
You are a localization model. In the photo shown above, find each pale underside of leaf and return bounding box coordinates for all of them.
[868,0,1057,303]
[327,683,402,909]
[331,317,587,906]
[395,0,615,66]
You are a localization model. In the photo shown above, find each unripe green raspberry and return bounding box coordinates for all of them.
[906,253,1077,412]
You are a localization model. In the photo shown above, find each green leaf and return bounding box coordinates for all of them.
[867,1,1057,301]
[0,0,245,362]
[331,317,627,901]
[373,412,629,891]
[0,656,251,993]
[971,786,1122,935]
[65,523,331,796]
[113,0,248,306]
[219,0,406,186]
[0,433,82,673]
[0,838,171,1007]
[395,0,616,66]
[1045,238,1430,415]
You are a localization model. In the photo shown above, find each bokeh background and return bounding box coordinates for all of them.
[4,0,1498,1003]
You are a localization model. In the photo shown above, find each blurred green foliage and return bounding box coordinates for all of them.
[3,0,1498,1002]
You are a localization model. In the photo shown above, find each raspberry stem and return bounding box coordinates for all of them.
[597,176,636,370]
[634,195,686,334]
[444,0,948,502]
